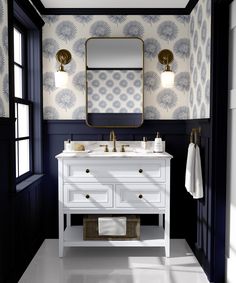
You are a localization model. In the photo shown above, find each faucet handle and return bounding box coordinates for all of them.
[121,144,129,152]
[100,144,109,152]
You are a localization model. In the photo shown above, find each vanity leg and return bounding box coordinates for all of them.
[59,243,64,258]
[58,160,64,258]
[158,214,163,227]
[165,209,170,257]
[165,238,170,257]
[59,210,64,258]
[165,160,171,258]
[66,214,71,227]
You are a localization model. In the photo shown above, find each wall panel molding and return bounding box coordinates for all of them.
[43,118,210,255]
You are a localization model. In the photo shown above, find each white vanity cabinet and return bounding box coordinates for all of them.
[56,152,172,257]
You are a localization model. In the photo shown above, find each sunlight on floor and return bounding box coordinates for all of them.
[19,239,209,283]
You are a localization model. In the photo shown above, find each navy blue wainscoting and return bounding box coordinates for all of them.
[0,118,45,283]
[0,118,14,283]
[43,120,196,241]
[43,118,218,281]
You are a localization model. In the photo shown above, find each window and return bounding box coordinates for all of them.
[14,25,32,181]
[12,0,44,189]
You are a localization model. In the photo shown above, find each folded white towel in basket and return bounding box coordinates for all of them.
[185,143,203,199]
[98,217,127,236]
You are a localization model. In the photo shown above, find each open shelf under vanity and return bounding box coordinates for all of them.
[64,225,165,247]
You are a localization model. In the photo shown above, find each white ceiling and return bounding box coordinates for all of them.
[41,0,189,9]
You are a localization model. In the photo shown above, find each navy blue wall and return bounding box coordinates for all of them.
[0,118,45,283]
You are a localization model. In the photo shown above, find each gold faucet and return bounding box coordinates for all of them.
[109,130,117,152]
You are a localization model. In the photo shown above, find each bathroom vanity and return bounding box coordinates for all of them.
[56,142,172,257]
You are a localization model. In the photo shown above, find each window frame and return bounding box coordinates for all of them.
[13,22,34,183]
[13,22,26,100]
[10,0,45,191]
[14,99,33,183]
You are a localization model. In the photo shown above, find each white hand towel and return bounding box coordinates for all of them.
[193,145,203,199]
[185,143,196,194]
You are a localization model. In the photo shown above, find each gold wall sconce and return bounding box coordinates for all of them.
[55,49,72,88]
[158,49,175,88]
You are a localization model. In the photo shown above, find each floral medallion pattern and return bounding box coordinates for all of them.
[43,5,211,120]
[0,0,8,117]
[56,21,77,42]
[55,89,76,110]
[90,21,111,37]
[172,106,189,119]
[141,15,160,25]
[189,0,211,118]
[87,70,142,113]
[123,21,144,37]
[157,21,178,42]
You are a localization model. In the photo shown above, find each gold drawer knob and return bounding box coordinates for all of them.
[139,169,143,173]
[85,194,90,199]
[86,169,90,173]
[138,194,143,199]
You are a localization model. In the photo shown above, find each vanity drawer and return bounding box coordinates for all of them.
[63,159,166,182]
[64,183,113,208]
[115,183,165,208]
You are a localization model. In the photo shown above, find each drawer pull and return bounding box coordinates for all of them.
[138,194,143,199]
[85,194,90,199]
[139,169,143,173]
[85,169,90,173]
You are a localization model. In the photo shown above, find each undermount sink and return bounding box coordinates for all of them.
[89,151,137,157]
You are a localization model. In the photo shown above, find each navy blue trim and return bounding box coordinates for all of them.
[87,67,143,71]
[185,0,199,13]
[30,0,198,15]
[86,113,143,127]
[40,8,189,15]
[207,0,229,282]
[27,0,45,14]
[14,0,44,28]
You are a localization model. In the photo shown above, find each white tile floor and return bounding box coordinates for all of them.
[19,239,209,283]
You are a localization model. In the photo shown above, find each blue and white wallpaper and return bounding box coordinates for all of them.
[43,15,190,120]
[0,0,9,117]
[189,0,211,118]
[87,70,143,113]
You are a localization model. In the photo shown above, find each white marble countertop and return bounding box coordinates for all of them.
[56,141,173,159]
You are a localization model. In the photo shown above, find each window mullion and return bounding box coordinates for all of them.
[14,62,23,68]
[16,103,19,178]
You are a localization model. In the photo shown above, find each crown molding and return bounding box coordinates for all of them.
[30,0,198,15]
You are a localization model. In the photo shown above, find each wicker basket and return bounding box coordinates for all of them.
[83,215,140,240]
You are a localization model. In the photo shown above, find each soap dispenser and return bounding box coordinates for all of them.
[153,132,163,153]
[64,139,72,151]
[141,137,147,150]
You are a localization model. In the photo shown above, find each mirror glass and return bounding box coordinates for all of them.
[86,38,144,128]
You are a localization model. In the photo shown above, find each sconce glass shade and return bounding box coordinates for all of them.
[161,70,175,88]
[55,70,69,88]
[158,49,175,88]
[55,49,71,88]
